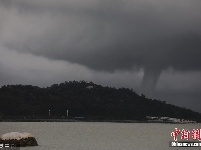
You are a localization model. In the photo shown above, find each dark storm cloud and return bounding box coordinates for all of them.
[1,0,201,95]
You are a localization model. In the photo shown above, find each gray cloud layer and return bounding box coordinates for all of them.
[1,0,201,70]
[0,0,201,112]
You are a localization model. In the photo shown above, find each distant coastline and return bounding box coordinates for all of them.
[0,118,197,124]
[1,81,201,123]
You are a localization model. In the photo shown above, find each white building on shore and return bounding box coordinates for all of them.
[146,116,196,123]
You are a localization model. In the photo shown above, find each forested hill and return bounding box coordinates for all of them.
[0,81,201,122]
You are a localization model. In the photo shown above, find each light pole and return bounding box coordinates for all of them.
[67,109,69,117]
[49,109,51,116]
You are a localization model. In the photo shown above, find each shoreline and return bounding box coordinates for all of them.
[0,119,197,124]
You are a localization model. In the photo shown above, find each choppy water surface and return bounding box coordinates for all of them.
[0,122,200,150]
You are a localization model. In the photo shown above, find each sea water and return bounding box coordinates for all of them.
[0,122,200,150]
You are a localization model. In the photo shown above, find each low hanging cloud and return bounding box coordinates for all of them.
[0,46,143,89]
[1,0,201,95]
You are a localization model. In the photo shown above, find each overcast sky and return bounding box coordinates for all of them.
[0,0,201,113]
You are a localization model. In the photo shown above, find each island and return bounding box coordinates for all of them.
[0,81,200,123]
